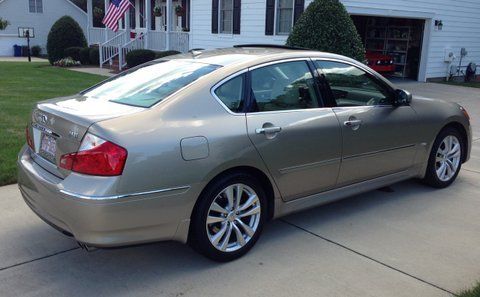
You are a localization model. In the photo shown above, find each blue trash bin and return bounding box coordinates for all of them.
[13,45,22,57]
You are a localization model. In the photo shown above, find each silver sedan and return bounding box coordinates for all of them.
[18,46,471,261]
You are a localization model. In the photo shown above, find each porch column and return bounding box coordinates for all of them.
[104,0,109,42]
[145,0,151,48]
[87,0,93,44]
[166,0,171,50]
[125,9,131,39]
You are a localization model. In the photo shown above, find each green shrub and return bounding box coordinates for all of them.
[46,16,87,64]
[64,47,83,61]
[286,0,365,61]
[79,47,91,65]
[126,49,156,68]
[89,47,99,65]
[155,50,181,59]
[31,45,41,57]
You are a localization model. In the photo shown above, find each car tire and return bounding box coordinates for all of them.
[189,172,267,262]
[422,127,464,188]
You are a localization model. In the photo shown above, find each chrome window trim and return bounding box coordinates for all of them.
[60,185,191,201]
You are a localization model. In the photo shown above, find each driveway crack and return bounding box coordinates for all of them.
[280,219,458,297]
[0,247,80,273]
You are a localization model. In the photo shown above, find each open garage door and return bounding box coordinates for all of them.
[352,16,425,81]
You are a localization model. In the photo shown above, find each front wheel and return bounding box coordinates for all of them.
[189,173,267,262]
[422,128,463,188]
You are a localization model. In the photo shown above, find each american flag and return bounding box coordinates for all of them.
[102,0,132,32]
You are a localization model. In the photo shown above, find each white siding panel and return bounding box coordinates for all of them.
[192,0,480,80]
[0,0,87,56]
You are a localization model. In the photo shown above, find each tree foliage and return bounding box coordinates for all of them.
[47,16,87,64]
[286,0,365,61]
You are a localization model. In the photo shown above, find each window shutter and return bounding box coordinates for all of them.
[182,0,188,29]
[212,0,219,34]
[265,0,275,35]
[293,0,305,24]
[233,0,241,34]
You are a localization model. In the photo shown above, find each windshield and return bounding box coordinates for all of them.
[82,60,220,108]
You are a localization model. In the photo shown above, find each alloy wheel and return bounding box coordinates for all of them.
[435,135,461,182]
[206,183,261,252]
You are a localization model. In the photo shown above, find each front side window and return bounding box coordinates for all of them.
[220,0,233,34]
[82,60,220,108]
[276,0,294,35]
[215,75,244,112]
[29,0,43,13]
[250,61,319,112]
[315,61,392,107]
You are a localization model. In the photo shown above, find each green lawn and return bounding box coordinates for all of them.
[459,283,480,297]
[437,80,480,89]
[0,62,106,186]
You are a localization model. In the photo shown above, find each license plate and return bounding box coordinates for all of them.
[39,133,56,162]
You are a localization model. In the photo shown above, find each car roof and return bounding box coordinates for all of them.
[164,46,355,67]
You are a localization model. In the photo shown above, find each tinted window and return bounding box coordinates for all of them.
[250,61,319,112]
[215,75,244,112]
[315,61,392,107]
[82,60,220,108]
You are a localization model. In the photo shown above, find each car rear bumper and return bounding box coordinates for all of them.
[17,145,194,247]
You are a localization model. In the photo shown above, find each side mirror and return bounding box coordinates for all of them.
[394,89,412,106]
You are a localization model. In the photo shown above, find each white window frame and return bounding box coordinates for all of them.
[219,0,234,35]
[274,0,294,35]
[29,0,43,13]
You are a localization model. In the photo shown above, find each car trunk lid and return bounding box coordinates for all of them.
[28,95,144,178]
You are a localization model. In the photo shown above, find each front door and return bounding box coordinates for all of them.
[315,60,418,186]
[246,60,342,201]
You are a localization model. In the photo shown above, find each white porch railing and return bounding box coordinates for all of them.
[99,31,128,68]
[169,32,189,53]
[95,30,189,70]
[149,31,168,51]
[120,33,146,70]
[89,28,125,45]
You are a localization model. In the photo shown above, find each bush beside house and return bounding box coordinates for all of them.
[47,16,87,64]
[286,0,365,61]
[64,47,83,61]
[31,46,42,57]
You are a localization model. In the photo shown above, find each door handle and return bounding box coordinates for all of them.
[344,119,362,128]
[256,126,282,134]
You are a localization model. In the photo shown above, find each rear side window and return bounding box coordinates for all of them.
[82,60,220,108]
[214,75,244,112]
[250,61,319,112]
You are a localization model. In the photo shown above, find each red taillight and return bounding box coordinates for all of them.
[26,125,34,149]
[60,133,127,176]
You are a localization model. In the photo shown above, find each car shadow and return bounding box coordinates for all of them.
[2,174,471,296]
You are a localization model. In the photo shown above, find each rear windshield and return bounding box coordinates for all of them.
[81,60,220,108]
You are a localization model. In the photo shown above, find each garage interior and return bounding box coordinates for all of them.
[351,15,425,80]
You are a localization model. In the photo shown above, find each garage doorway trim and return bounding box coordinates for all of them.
[347,6,435,82]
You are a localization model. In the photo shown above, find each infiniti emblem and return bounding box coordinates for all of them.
[34,111,48,125]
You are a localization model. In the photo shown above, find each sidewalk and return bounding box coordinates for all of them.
[0,56,48,62]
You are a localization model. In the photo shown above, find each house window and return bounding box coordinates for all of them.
[219,0,233,34]
[29,0,43,13]
[275,0,294,35]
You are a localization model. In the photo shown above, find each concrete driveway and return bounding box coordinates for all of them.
[0,82,479,297]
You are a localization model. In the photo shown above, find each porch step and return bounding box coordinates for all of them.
[104,57,123,73]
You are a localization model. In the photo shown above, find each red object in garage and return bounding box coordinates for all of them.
[366,51,395,73]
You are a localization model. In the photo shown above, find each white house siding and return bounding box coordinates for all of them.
[0,0,87,56]
[191,0,480,80]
